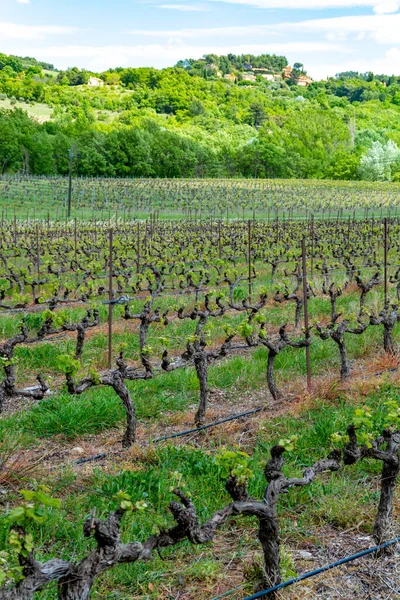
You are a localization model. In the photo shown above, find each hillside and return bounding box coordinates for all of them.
[1,51,400,179]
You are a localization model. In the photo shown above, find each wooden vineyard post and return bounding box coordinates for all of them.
[13,213,17,269]
[74,218,78,263]
[248,219,252,302]
[108,228,113,370]
[302,237,312,394]
[218,220,222,260]
[384,217,388,305]
[67,150,73,219]
[276,210,279,241]
[347,215,351,243]
[74,218,78,286]
[136,222,141,274]
[310,213,314,278]
[36,224,41,299]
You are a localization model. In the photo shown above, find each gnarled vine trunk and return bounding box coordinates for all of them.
[373,433,400,546]
[267,351,280,401]
[338,339,350,380]
[111,373,136,448]
[194,353,209,426]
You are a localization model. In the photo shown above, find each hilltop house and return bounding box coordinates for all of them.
[296,75,313,87]
[87,76,104,87]
[282,65,293,79]
[261,74,275,81]
[282,66,313,87]
[242,73,256,82]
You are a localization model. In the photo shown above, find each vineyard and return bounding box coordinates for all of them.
[2,175,400,221]
[1,179,400,599]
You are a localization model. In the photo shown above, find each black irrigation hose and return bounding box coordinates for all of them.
[73,360,400,466]
[369,366,398,378]
[76,453,107,465]
[240,536,400,600]
[75,408,263,465]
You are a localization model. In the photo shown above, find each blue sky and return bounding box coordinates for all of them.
[2,0,400,78]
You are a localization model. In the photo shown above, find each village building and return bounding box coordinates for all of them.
[282,65,313,87]
[252,67,271,74]
[282,65,293,79]
[296,75,313,87]
[242,73,257,82]
[87,76,104,87]
[261,74,275,81]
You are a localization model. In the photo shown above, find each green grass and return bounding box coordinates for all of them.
[0,312,393,447]
[0,99,52,122]
[0,218,399,597]
[1,279,394,387]
[0,278,396,450]
[0,383,396,599]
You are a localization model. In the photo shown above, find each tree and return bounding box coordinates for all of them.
[188,98,206,116]
[247,102,267,128]
[358,140,400,181]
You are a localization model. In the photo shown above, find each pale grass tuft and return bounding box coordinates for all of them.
[0,435,43,489]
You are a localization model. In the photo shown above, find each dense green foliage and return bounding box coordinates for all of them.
[176,52,288,75]
[2,51,400,179]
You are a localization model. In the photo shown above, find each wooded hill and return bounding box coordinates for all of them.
[1,51,400,180]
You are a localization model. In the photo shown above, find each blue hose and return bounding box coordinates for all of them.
[241,536,400,600]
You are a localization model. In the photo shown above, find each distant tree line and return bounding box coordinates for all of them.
[1,52,400,180]
[176,53,289,75]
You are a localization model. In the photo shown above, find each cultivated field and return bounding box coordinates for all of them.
[1,179,400,599]
[1,175,400,221]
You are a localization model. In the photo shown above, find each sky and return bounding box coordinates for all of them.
[1,0,400,79]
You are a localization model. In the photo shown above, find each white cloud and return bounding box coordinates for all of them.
[208,0,399,9]
[128,24,274,36]
[0,21,80,40]
[16,41,348,71]
[159,4,209,10]
[280,13,400,45]
[128,13,400,44]
[310,46,400,79]
[374,1,399,12]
